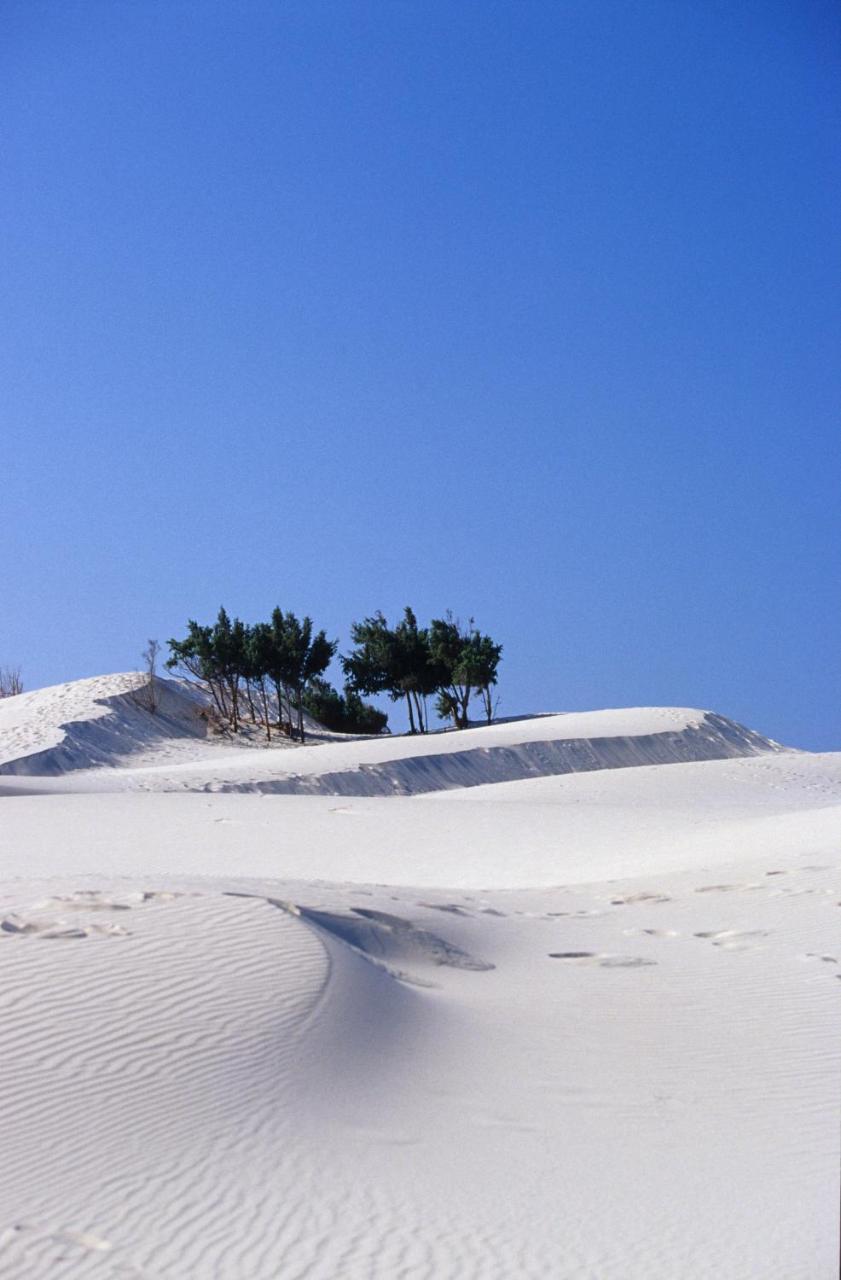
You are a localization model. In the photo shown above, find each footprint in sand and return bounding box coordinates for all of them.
[30,890,193,915]
[769,886,829,897]
[0,1220,114,1266]
[694,930,770,952]
[695,883,763,894]
[47,921,130,939]
[59,1228,112,1253]
[1,915,41,935]
[609,892,671,906]
[36,891,136,912]
[622,927,680,938]
[548,951,657,968]
[1,913,130,939]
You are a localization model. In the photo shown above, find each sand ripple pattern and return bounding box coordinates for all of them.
[0,866,836,1279]
[0,892,330,1277]
[0,889,566,1278]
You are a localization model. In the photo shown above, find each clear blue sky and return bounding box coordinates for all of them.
[2,1,839,749]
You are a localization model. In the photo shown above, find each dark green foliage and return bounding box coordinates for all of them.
[302,678,388,736]
[429,613,502,728]
[168,606,336,743]
[246,622,276,740]
[343,606,502,732]
[342,688,389,735]
[342,606,438,733]
[470,631,503,724]
[212,608,247,731]
[341,612,394,697]
[393,607,439,732]
[262,608,336,740]
[169,601,501,742]
[166,614,230,723]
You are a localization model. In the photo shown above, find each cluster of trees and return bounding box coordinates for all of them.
[166,607,382,743]
[342,608,502,732]
[166,605,502,741]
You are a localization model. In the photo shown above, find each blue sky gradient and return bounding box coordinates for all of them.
[2,1,839,747]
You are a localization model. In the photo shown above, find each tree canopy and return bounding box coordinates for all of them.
[167,606,339,743]
[167,603,501,740]
[343,607,502,731]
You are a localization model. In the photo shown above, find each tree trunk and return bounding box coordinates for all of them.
[297,687,305,744]
[228,678,240,732]
[259,679,271,741]
[244,679,257,723]
[412,690,425,733]
[207,677,227,723]
[460,685,471,730]
[405,691,416,734]
[215,678,230,722]
[273,680,293,737]
[452,684,470,730]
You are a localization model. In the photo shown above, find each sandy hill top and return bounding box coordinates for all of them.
[0,672,785,793]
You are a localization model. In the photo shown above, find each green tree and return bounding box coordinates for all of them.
[429,614,502,729]
[247,622,276,740]
[343,607,437,733]
[392,606,438,733]
[267,607,295,734]
[167,619,228,722]
[211,607,247,732]
[341,687,389,735]
[460,629,503,724]
[270,609,336,743]
[302,678,388,735]
[342,611,406,720]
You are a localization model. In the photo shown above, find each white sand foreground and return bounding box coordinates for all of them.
[0,678,838,1278]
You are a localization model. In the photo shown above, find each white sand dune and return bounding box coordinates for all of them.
[2,753,840,887]
[0,672,784,796]
[0,673,205,774]
[117,706,783,797]
[0,675,838,1278]
[0,673,327,777]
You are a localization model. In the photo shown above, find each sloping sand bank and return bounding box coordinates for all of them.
[0,685,837,1278]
